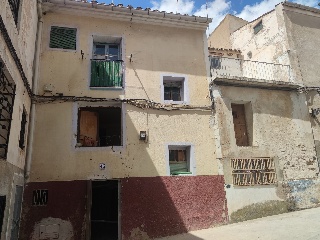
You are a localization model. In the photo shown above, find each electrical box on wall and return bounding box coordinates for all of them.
[39,224,59,239]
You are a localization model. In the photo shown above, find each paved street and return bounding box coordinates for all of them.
[157,207,320,240]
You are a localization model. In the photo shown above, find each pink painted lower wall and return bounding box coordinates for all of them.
[121,176,228,239]
[19,176,227,239]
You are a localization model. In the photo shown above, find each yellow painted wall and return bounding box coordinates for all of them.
[29,11,217,181]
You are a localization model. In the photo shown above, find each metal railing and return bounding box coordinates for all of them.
[231,157,276,186]
[90,60,123,88]
[210,57,292,82]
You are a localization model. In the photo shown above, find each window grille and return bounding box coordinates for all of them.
[8,0,20,25]
[49,26,77,50]
[231,157,276,186]
[0,62,16,159]
[19,108,27,149]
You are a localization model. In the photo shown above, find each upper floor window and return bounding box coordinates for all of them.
[253,20,263,34]
[77,106,122,147]
[0,62,16,159]
[90,38,123,88]
[8,0,21,25]
[162,76,187,103]
[19,108,27,149]
[49,26,77,50]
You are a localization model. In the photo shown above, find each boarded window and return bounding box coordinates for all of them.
[231,158,276,186]
[49,26,77,50]
[231,103,249,146]
[78,107,122,147]
[169,147,191,175]
[253,20,263,34]
[19,108,27,149]
[0,196,6,237]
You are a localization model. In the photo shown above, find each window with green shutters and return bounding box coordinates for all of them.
[49,26,77,50]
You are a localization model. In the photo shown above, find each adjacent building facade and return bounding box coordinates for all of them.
[209,2,320,222]
[0,1,38,239]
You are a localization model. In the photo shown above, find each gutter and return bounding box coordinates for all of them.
[25,0,43,181]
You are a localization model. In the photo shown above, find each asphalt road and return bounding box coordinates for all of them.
[156,207,320,240]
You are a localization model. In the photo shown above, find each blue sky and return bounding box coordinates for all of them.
[99,0,319,32]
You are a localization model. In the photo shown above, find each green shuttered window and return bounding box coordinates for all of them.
[91,60,123,87]
[49,26,77,50]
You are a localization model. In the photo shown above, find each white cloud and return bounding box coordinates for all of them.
[236,0,281,22]
[150,0,194,15]
[236,0,319,22]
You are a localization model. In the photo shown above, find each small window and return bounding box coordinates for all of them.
[253,20,263,34]
[49,26,77,50]
[77,107,122,147]
[231,103,251,146]
[19,108,27,149]
[169,146,192,175]
[163,76,185,102]
[210,56,221,69]
[93,43,121,61]
[231,158,276,185]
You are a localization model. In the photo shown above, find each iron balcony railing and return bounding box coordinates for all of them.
[210,56,293,82]
[90,60,123,88]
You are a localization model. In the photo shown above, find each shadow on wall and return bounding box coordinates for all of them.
[18,104,227,239]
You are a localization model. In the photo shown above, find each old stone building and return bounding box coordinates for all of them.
[0,0,38,239]
[209,2,320,222]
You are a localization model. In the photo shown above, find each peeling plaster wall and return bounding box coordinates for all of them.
[230,7,292,75]
[213,85,318,215]
[19,181,87,240]
[121,176,227,239]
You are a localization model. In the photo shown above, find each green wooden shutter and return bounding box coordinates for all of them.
[49,26,77,50]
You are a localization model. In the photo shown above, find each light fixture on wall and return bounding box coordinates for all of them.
[139,131,147,141]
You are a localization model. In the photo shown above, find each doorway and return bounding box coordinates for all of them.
[91,180,119,240]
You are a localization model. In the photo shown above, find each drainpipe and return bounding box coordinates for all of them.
[25,0,43,181]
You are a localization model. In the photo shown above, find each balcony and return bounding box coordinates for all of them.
[90,60,123,88]
[210,57,292,82]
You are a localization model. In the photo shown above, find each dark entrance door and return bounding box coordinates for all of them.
[91,180,119,240]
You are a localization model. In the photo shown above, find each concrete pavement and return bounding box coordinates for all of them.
[156,207,320,240]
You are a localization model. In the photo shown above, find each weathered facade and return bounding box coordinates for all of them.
[18,1,228,239]
[0,0,38,239]
[209,2,320,222]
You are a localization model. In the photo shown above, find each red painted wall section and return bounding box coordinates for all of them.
[19,181,87,240]
[121,175,228,239]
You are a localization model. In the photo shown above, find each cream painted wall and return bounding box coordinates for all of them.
[30,11,216,181]
[38,13,209,106]
[30,103,217,181]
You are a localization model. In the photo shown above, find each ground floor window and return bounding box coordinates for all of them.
[168,146,192,175]
[77,107,122,147]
